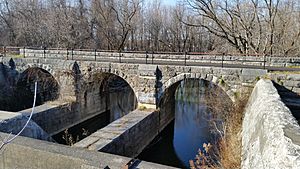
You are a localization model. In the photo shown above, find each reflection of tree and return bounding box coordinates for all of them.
[174,78,234,149]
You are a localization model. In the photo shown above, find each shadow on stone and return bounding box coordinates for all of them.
[0,59,60,112]
[273,81,300,124]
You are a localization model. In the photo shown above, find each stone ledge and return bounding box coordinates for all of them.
[242,79,300,169]
[0,132,177,169]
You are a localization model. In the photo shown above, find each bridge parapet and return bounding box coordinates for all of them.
[19,48,300,67]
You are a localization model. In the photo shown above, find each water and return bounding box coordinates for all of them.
[52,110,111,145]
[138,79,217,168]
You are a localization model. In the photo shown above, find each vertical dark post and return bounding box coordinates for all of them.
[119,52,122,63]
[3,46,6,57]
[263,55,266,69]
[71,48,74,60]
[94,49,97,61]
[184,51,187,66]
[222,53,225,68]
[43,47,46,58]
[23,46,26,58]
[4,46,6,57]
[146,51,148,64]
[67,48,69,60]
[152,51,154,64]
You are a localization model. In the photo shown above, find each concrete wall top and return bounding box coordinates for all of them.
[0,110,51,141]
[0,132,177,169]
[242,79,300,169]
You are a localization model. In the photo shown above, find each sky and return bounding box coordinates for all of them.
[162,0,177,6]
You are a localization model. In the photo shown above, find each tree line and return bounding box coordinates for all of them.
[0,0,300,56]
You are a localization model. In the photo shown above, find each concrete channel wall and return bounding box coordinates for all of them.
[74,110,160,158]
[0,132,176,169]
[19,102,77,136]
[0,111,51,141]
[242,79,300,169]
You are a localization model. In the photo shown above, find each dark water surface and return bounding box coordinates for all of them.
[138,80,215,168]
[52,110,111,144]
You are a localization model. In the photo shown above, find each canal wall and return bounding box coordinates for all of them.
[0,132,176,169]
[74,110,160,158]
[0,111,51,141]
[19,102,79,136]
[242,79,300,169]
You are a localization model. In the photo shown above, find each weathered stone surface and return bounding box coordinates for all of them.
[0,132,176,169]
[4,57,300,107]
[74,110,160,158]
[0,111,51,141]
[287,74,300,81]
[242,79,300,169]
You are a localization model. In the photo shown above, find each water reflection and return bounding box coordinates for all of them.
[173,80,213,167]
[138,79,217,168]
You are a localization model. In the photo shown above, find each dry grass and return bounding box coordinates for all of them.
[218,95,248,169]
[137,103,157,112]
[190,86,250,169]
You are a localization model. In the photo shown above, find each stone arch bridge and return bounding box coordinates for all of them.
[1,57,300,168]
[1,57,281,106]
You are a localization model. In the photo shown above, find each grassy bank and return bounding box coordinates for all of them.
[190,89,250,169]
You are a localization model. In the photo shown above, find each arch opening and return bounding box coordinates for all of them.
[0,67,59,112]
[52,72,138,145]
[139,77,233,168]
[89,72,138,122]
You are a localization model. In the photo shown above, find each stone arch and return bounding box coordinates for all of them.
[161,73,234,102]
[163,73,222,93]
[158,73,233,130]
[15,62,57,82]
[15,67,60,111]
[88,71,138,101]
[78,70,138,123]
[108,68,138,97]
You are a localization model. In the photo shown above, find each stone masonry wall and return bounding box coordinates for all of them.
[242,79,300,169]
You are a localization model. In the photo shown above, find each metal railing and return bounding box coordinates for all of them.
[0,46,291,70]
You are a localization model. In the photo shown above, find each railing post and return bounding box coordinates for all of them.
[152,51,154,64]
[66,48,69,60]
[23,46,26,58]
[146,51,148,64]
[222,53,225,68]
[43,47,46,58]
[4,46,6,57]
[71,48,74,60]
[184,51,187,66]
[94,49,97,61]
[263,55,266,69]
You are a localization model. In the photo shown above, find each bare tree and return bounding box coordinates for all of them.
[184,0,300,56]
